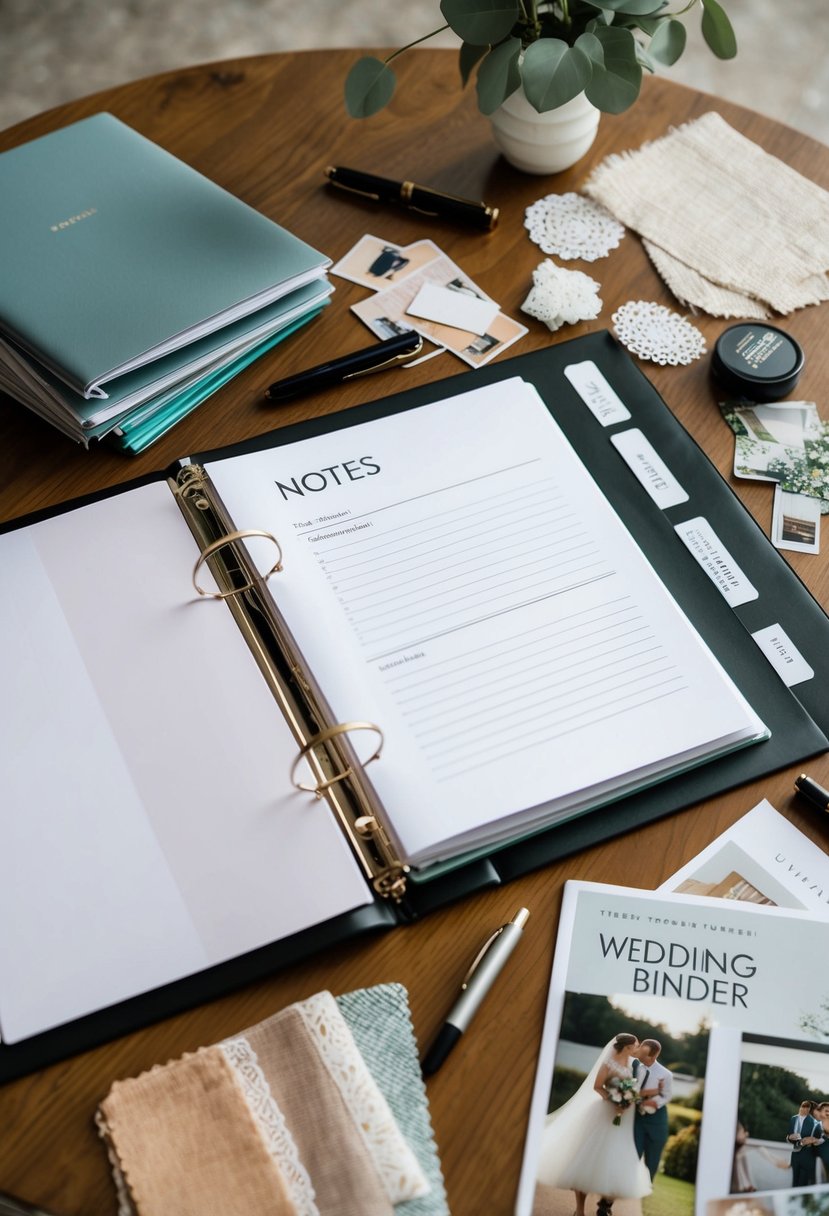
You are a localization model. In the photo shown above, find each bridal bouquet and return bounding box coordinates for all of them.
[605,1075,638,1125]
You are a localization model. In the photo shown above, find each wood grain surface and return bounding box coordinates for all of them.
[1,50,828,1216]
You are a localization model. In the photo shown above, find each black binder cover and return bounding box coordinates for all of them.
[3,331,827,1083]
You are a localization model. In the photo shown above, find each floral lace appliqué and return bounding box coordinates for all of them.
[612,299,706,365]
[525,192,625,262]
[521,259,602,331]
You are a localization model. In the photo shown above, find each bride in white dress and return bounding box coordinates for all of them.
[535,1033,654,1216]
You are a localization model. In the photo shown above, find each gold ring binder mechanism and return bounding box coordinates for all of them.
[172,463,410,903]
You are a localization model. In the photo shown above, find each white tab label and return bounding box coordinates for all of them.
[564,360,632,427]
[674,516,759,607]
[610,428,689,509]
[752,623,814,686]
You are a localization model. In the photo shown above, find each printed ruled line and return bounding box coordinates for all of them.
[432,683,688,779]
[383,597,635,685]
[294,458,543,535]
[402,636,660,722]
[365,571,615,661]
[313,479,556,556]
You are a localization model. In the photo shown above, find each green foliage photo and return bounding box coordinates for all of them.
[346,0,737,120]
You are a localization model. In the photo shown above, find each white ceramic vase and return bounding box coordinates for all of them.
[489,87,600,174]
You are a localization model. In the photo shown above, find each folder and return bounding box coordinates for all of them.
[2,330,827,1083]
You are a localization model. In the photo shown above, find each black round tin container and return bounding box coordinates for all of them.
[712,323,804,401]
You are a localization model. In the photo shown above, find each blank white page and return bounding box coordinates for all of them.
[0,480,370,1045]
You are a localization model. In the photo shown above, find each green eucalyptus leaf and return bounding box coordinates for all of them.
[625,15,661,34]
[648,17,686,65]
[440,0,520,46]
[345,56,396,118]
[584,25,642,113]
[575,30,604,69]
[521,39,592,113]
[635,42,657,72]
[700,0,737,59]
[459,40,489,86]
[476,38,522,114]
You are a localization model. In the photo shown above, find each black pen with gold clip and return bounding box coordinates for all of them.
[265,331,423,403]
[325,165,499,231]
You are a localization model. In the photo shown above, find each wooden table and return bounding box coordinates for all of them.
[2,50,828,1216]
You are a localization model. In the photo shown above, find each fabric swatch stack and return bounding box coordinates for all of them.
[96,984,449,1216]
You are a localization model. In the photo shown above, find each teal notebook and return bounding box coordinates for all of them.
[0,281,331,443]
[112,308,327,454]
[0,112,330,435]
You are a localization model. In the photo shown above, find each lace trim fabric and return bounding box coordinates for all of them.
[612,300,706,366]
[521,259,602,332]
[220,1037,319,1216]
[297,991,429,1204]
[524,192,625,262]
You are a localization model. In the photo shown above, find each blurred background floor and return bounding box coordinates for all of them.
[1,0,827,139]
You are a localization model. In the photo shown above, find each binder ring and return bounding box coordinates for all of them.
[291,722,384,796]
[192,530,283,599]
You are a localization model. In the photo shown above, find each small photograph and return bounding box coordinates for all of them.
[721,401,829,514]
[772,487,821,554]
[351,253,526,369]
[726,1034,829,1198]
[531,991,707,1216]
[330,234,440,289]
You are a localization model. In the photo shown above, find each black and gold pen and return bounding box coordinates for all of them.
[794,773,829,815]
[325,165,499,231]
[265,331,423,402]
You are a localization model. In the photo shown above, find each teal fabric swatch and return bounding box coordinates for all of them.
[337,983,451,1216]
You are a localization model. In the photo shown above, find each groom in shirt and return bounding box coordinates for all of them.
[633,1039,673,1180]
[597,1039,673,1216]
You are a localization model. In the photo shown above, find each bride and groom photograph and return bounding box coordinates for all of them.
[532,993,707,1216]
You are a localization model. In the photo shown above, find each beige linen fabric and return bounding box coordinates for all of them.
[97,1047,297,1216]
[239,991,429,1212]
[584,111,829,317]
[240,1004,396,1216]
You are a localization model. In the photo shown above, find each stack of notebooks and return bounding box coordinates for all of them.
[0,113,332,453]
[96,982,449,1216]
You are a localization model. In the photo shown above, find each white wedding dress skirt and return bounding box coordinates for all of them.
[536,1081,652,1198]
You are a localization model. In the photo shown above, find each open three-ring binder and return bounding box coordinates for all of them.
[3,331,829,1082]
[174,460,409,904]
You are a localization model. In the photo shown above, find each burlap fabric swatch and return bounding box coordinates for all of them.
[584,111,829,319]
[97,1047,297,1216]
[97,988,431,1216]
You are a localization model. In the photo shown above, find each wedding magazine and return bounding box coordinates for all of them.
[659,798,829,918]
[516,882,829,1216]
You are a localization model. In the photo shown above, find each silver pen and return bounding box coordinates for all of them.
[421,907,530,1076]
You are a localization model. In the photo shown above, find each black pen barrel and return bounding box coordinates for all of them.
[405,183,498,231]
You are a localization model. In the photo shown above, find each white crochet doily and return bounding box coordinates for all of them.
[521,259,602,332]
[611,300,706,365]
[524,192,625,261]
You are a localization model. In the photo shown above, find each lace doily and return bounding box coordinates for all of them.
[521,259,602,332]
[220,1038,319,1216]
[297,991,429,1204]
[524,192,625,261]
[611,300,706,365]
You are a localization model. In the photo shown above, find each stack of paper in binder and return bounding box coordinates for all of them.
[0,113,332,453]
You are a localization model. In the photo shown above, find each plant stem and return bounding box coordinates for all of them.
[384,25,451,64]
[559,0,571,26]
